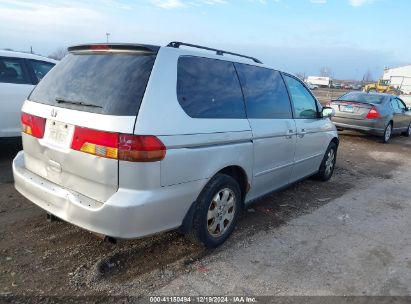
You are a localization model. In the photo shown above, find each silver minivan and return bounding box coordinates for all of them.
[13,42,339,248]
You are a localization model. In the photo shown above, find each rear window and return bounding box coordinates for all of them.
[29,53,156,116]
[177,56,246,119]
[337,92,386,104]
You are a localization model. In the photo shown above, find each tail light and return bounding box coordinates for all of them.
[89,44,109,51]
[71,127,166,162]
[21,113,46,138]
[366,107,381,119]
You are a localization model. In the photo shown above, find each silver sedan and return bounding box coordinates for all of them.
[330,92,411,143]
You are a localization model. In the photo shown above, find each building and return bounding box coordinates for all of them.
[383,64,411,94]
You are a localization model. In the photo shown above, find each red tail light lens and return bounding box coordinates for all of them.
[118,134,166,162]
[71,127,119,159]
[21,113,46,138]
[71,127,166,162]
[366,107,381,119]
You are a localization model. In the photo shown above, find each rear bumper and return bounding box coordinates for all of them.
[332,117,385,136]
[13,151,206,239]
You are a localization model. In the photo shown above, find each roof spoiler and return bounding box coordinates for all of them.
[68,43,160,54]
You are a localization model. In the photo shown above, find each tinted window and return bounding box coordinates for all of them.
[338,92,385,104]
[28,60,55,83]
[177,56,246,119]
[284,75,318,119]
[235,64,292,119]
[0,57,31,84]
[29,53,156,115]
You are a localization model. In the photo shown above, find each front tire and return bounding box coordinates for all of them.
[187,174,241,248]
[383,123,392,143]
[315,142,337,181]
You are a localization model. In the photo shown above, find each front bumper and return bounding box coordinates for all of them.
[13,151,206,239]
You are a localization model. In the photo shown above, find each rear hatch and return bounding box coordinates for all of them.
[22,44,158,202]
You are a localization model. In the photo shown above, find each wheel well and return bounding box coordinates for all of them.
[218,166,249,201]
[331,137,339,147]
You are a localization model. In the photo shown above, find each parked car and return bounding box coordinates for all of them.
[330,92,411,143]
[13,42,339,248]
[332,83,342,89]
[0,50,57,138]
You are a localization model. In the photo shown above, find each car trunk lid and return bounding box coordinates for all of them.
[330,100,375,120]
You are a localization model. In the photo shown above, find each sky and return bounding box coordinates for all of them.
[0,0,410,80]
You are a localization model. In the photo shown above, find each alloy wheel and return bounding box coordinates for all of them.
[207,188,236,238]
[385,124,392,142]
[325,149,335,177]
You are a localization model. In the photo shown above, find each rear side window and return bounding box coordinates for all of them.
[235,63,292,119]
[28,60,55,83]
[0,57,31,84]
[29,53,156,116]
[390,99,400,110]
[177,56,246,119]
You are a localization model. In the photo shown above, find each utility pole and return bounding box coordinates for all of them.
[106,33,110,43]
[30,46,33,54]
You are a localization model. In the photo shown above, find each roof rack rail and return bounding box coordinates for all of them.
[167,41,263,64]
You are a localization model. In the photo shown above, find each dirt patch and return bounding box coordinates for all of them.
[0,132,409,297]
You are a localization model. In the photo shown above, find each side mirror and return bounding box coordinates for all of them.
[321,106,335,118]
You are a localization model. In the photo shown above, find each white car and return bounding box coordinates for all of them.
[0,50,57,137]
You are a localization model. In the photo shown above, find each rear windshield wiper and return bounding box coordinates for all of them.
[55,97,102,109]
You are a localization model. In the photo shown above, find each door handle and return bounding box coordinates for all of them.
[285,129,295,139]
[298,128,306,138]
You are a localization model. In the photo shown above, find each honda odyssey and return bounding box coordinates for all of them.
[13,42,339,248]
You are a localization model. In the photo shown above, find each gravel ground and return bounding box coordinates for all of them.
[0,129,410,300]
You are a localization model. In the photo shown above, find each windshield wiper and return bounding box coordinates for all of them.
[55,97,102,109]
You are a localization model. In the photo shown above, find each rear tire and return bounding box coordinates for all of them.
[315,142,337,181]
[187,174,241,248]
[402,122,411,137]
[383,122,392,143]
